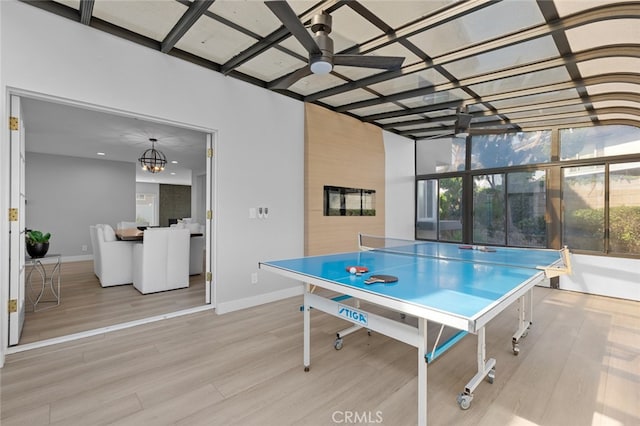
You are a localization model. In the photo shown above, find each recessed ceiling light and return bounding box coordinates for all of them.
[171,160,178,164]
[170,172,176,175]
[97,152,106,156]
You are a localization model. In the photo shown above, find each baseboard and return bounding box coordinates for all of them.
[216,286,303,314]
[62,254,93,263]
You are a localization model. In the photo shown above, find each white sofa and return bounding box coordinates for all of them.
[170,221,205,275]
[94,224,135,286]
[189,236,205,275]
[133,227,190,294]
[89,225,100,277]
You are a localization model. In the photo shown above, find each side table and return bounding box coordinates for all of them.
[25,253,61,312]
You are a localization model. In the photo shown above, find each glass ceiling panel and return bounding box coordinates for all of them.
[578,58,640,78]
[210,2,281,37]
[366,42,423,66]
[349,103,405,117]
[364,1,451,28]
[393,121,454,131]
[423,109,459,119]
[554,0,637,17]
[566,20,639,52]
[506,104,588,120]
[442,36,560,80]
[598,114,640,122]
[587,83,640,96]
[177,16,258,65]
[92,0,187,42]
[406,0,544,58]
[525,116,595,127]
[468,67,571,97]
[324,6,383,53]
[332,66,387,82]
[287,73,349,97]
[376,114,436,125]
[322,89,378,107]
[368,68,449,96]
[593,101,640,110]
[489,89,580,109]
[236,49,307,81]
[401,88,467,109]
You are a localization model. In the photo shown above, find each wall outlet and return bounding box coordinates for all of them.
[81,245,88,252]
[251,272,258,284]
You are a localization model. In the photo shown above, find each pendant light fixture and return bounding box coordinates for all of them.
[138,138,167,173]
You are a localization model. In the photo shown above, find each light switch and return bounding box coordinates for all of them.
[249,207,257,219]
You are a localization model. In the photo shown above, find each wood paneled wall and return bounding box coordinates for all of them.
[305,103,385,255]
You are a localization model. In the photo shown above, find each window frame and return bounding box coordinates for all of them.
[414,125,640,259]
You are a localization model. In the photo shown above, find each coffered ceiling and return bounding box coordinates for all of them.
[21,0,640,140]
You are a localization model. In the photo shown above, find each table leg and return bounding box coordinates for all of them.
[26,261,46,310]
[457,326,496,410]
[418,318,427,426]
[303,284,311,372]
[512,288,533,355]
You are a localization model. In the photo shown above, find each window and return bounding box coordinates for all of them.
[416,124,639,257]
[416,138,466,174]
[136,193,157,226]
[562,165,605,252]
[560,125,640,160]
[473,174,505,245]
[610,162,640,254]
[471,131,551,169]
[473,171,547,247]
[416,177,462,242]
[506,171,547,247]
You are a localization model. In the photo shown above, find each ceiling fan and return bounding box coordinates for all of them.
[265,1,405,89]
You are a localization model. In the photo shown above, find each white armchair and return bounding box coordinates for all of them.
[95,224,135,287]
[133,228,190,294]
[189,236,205,275]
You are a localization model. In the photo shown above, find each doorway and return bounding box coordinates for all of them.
[7,92,217,348]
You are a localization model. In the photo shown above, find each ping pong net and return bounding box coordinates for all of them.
[358,233,572,278]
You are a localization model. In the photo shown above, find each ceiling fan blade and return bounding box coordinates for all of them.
[269,65,313,90]
[265,1,320,55]
[333,55,404,70]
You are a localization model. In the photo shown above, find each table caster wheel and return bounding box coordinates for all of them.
[304,366,310,372]
[513,345,520,356]
[457,393,473,410]
[487,368,495,384]
[334,338,343,350]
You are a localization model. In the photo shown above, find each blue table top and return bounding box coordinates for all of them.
[262,243,562,320]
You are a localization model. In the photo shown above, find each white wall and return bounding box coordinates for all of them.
[26,153,136,257]
[561,255,640,301]
[0,0,305,361]
[383,130,415,240]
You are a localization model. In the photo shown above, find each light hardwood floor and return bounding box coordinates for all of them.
[2,285,638,425]
[20,260,206,345]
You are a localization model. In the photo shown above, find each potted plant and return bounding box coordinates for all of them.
[26,230,51,258]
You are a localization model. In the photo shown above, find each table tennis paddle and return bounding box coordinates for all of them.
[346,265,369,274]
[364,274,398,285]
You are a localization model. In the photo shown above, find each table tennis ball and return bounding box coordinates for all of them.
[349,267,357,274]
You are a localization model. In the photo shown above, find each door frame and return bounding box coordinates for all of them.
[2,89,218,358]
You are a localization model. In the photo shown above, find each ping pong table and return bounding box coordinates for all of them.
[259,235,571,425]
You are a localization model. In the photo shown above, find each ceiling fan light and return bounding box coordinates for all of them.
[310,59,332,75]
